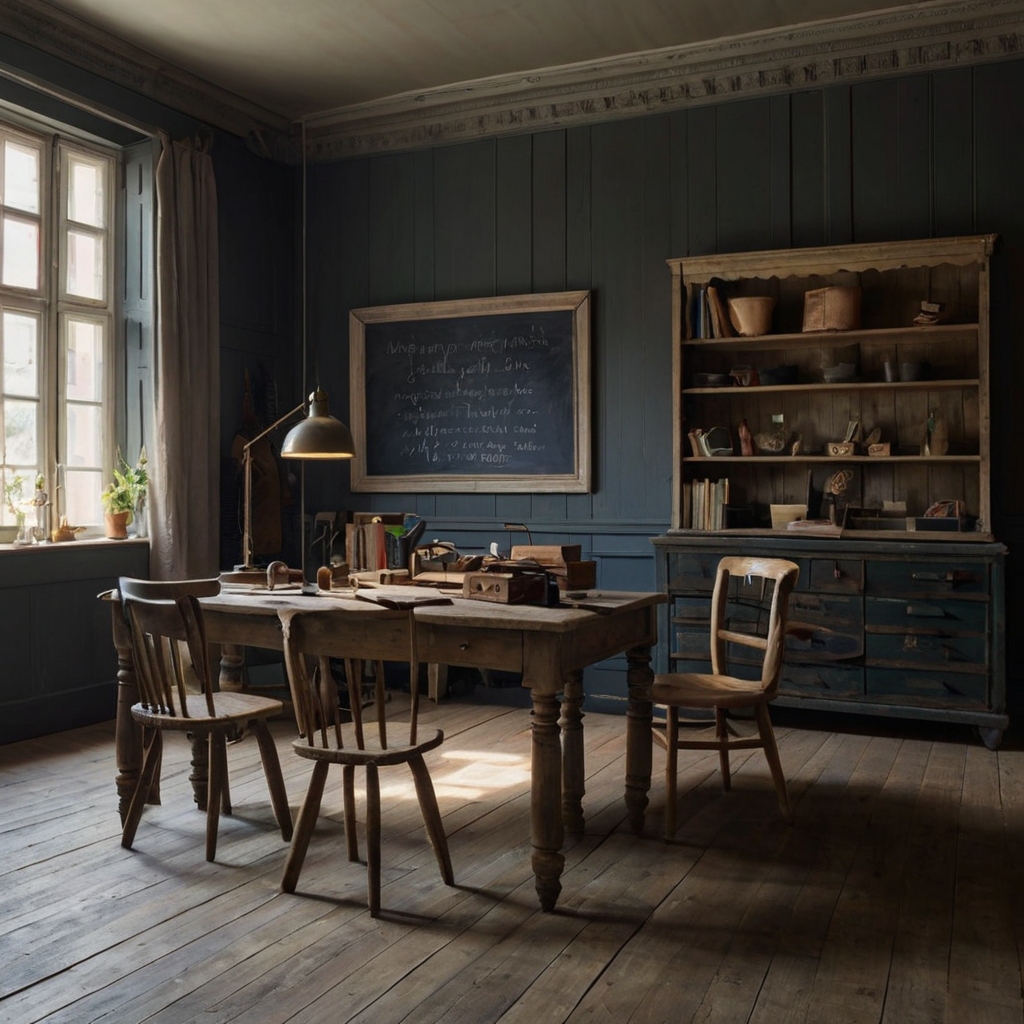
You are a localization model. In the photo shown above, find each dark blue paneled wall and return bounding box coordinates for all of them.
[304,62,1024,712]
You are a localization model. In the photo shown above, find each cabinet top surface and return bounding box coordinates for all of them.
[668,234,997,280]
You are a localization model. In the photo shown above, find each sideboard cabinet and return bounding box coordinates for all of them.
[654,237,1007,745]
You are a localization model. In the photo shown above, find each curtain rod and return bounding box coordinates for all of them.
[0,61,157,137]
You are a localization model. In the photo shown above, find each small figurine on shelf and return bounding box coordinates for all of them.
[924,411,948,456]
[738,418,754,456]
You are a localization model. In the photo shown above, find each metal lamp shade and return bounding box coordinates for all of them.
[280,388,355,459]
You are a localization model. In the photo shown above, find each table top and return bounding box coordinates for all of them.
[206,584,664,633]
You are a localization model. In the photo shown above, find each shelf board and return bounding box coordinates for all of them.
[667,527,996,542]
[684,378,979,396]
[685,455,981,464]
[682,323,978,351]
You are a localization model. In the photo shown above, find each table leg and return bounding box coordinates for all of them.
[530,691,564,911]
[188,733,209,811]
[625,643,654,835]
[560,670,585,834]
[112,601,158,823]
[219,643,246,692]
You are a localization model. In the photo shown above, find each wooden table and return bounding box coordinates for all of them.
[107,587,663,911]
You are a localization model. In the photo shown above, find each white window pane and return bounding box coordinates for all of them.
[5,141,40,214]
[65,401,103,468]
[3,398,38,465]
[3,311,39,397]
[68,156,105,227]
[2,216,40,289]
[65,318,104,402]
[65,468,102,526]
[66,229,104,299]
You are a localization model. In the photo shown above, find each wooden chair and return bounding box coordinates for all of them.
[118,577,293,861]
[652,556,800,836]
[277,606,454,916]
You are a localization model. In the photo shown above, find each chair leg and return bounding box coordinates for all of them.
[206,732,227,862]
[366,763,382,917]
[343,764,359,863]
[281,760,330,893]
[664,705,679,840]
[122,728,162,849]
[755,703,793,824]
[409,754,454,885]
[715,708,732,792]
[250,718,293,841]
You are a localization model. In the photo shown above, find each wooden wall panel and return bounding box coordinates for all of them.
[897,76,932,240]
[685,105,717,256]
[770,95,792,250]
[852,79,899,242]
[791,90,826,248]
[642,116,674,523]
[825,86,853,245]
[565,125,594,524]
[715,98,773,254]
[532,130,567,294]
[433,140,497,302]
[368,153,416,307]
[495,134,533,296]
[590,118,649,522]
[932,69,974,238]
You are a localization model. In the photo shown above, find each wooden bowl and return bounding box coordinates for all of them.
[727,297,775,337]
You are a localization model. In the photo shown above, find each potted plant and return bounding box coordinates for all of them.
[101,448,148,539]
[3,472,30,544]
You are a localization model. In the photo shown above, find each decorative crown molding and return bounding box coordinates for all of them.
[2,0,1024,163]
[305,0,1024,161]
[0,0,296,157]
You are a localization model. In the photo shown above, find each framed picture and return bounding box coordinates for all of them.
[349,290,591,493]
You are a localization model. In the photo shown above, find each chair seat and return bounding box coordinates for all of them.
[292,727,445,767]
[653,671,769,709]
[131,691,283,730]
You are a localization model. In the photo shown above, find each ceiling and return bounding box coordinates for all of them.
[43,0,936,120]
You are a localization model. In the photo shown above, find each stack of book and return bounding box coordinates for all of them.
[346,513,425,571]
[685,282,733,340]
[684,478,730,530]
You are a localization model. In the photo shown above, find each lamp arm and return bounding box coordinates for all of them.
[239,400,306,570]
[241,401,307,454]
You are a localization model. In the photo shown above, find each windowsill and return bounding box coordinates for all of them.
[0,536,149,554]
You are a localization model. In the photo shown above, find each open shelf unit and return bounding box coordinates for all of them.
[668,236,995,536]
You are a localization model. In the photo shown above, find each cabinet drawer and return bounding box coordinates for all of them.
[667,553,720,593]
[808,558,864,594]
[865,560,987,596]
[866,667,988,707]
[865,632,987,668]
[786,593,863,660]
[778,663,864,699]
[865,597,987,632]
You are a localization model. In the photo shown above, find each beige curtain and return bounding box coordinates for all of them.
[150,131,220,580]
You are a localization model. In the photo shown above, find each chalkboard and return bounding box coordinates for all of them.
[349,291,590,492]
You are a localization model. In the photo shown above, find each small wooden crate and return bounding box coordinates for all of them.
[802,286,862,331]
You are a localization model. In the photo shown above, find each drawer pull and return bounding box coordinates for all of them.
[910,570,973,584]
[906,604,944,618]
[459,642,470,651]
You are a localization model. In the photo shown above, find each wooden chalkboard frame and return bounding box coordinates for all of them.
[349,291,590,492]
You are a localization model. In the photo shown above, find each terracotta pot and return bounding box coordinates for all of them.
[104,510,131,539]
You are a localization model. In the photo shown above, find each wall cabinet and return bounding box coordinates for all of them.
[655,236,1007,745]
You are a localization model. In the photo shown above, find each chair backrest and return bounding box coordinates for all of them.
[278,606,421,751]
[709,556,800,696]
[119,577,221,717]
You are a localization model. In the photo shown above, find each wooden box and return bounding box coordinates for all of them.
[463,571,548,604]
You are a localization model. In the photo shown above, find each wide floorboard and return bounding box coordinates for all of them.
[1,697,1022,1024]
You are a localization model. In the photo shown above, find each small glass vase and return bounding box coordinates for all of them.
[13,511,30,546]
[132,495,147,539]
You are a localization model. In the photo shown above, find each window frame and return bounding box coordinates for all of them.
[0,113,120,537]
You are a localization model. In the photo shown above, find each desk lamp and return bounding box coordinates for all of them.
[238,387,353,571]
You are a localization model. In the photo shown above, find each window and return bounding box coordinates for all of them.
[0,119,116,532]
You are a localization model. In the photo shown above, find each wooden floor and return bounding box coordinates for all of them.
[1,696,1023,1024]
